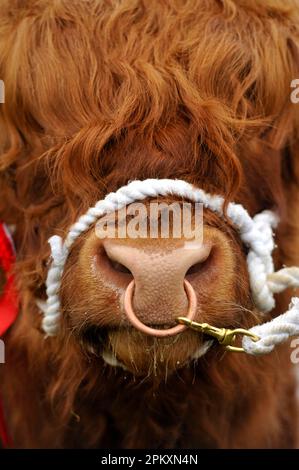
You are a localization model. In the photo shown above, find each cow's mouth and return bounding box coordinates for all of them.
[79,323,213,376]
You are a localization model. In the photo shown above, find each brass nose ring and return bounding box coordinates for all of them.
[123,279,197,337]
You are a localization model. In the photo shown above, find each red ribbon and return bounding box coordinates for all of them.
[0,222,18,447]
[0,223,18,336]
[0,398,12,447]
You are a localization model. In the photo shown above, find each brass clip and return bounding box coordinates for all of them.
[176,317,260,352]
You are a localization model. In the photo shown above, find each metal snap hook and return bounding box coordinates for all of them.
[176,317,260,352]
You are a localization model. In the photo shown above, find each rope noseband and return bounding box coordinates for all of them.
[41,179,299,355]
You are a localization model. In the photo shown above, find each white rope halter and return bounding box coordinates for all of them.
[41,179,299,355]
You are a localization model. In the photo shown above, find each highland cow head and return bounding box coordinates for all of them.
[0,0,299,387]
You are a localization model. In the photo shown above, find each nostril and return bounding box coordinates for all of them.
[185,248,212,277]
[186,261,205,276]
[108,259,132,275]
[97,244,134,282]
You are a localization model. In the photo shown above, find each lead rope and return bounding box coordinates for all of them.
[41,179,299,355]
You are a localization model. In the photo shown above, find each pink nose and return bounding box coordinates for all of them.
[102,240,211,334]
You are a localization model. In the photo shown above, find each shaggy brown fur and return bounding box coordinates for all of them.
[0,0,299,448]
